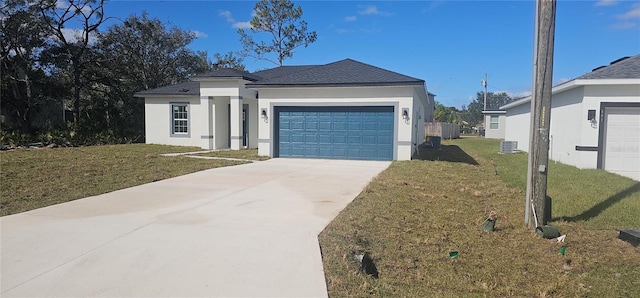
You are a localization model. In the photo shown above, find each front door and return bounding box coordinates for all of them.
[242,104,248,147]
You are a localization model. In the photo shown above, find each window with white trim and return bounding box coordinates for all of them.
[489,115,499,129]
[171,103,189,135]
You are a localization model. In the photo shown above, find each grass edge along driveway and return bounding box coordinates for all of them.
[319,137,639,297]
[1,144,253,216]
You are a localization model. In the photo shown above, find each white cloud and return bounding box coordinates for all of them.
[219,10,234,22]
[357,5,392,16]
[191,30,208,38]
[233,21,252,29]
[55,0,93,15]
[507,90,532,99]
[219,10,252,29]
[345,16,357,22]
[611,21,637,29]
[618,3,640,19]
[55,28,97,44]
[595,0,618,7]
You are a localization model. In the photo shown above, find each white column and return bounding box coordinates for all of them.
[200,96,214,149]
[230,96,243,150]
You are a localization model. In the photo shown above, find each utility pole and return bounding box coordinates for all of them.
[526,0,556,229]
[482,74,488,111]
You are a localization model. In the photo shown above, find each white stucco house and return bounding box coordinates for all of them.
[482,110,506,139]
[501,54,640,181]
[135,59,434,161]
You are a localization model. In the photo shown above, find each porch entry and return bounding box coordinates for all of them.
[228,104,249,148]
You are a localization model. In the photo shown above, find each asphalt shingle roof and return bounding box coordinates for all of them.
[191,68,261,81]
[577,54,640,80]
[252,65,320,80]
[134,81,199,96]
[137,58,425,96]
[247,59,424,87]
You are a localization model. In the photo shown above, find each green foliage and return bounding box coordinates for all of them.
[460,92,515,127]
[212,52,246,71]
[238,0,317,66]
[433,102,459,123]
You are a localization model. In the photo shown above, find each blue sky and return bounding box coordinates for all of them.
[102,0,640,109]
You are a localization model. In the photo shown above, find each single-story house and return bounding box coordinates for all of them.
[501,54,640,181]
[482,110,506,139]
[135,59,434,161]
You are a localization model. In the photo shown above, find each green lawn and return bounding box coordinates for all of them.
[0,144,248,216]
[319,137,639,297]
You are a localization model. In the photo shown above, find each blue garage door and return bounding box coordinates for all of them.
[276,106,394,160]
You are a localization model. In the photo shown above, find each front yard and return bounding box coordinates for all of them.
[2,139,638,296]
[319,137,639,297]
[0,144,249,216]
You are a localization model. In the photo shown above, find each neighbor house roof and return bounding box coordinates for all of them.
[579,55,640,80]
[501,54,640,110]
[247,59,425,88]
[134,81,200,96]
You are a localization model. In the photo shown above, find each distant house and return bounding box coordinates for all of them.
[482,110,506,139]
[135,59,434,161]
[501,54,640,180]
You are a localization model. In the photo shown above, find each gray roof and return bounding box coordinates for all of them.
[578,54,640,80]
[247,59,424,88]
[137,59,425,96]
[500,54,640,110]
[191,68,261,81]
[134,81,199,96]
[252,65,320,80]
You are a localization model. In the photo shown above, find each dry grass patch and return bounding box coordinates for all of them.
[319,138,639,297]
[1,144,247,216]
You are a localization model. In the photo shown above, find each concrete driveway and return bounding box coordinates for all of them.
[1,158,390,297]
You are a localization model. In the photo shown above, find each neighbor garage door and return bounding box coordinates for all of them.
[603,107,640,181]
[276,106,394,160]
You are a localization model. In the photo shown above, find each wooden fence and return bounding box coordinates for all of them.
[424,122,460,139]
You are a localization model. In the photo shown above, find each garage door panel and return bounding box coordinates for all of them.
[604,107,640,181]
[277,106,394,160]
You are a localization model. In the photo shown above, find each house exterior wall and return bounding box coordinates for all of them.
[483,113,506,139]
[256,86,419,160]
[504,83,640,170]
[412,88,427,151]
[144,96,202,147]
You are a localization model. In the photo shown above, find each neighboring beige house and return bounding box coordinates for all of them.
[482,110,506,139]
[136,59,434,161]
[501,55,640,181]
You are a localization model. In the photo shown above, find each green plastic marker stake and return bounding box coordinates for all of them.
[560,245,567,256]
[449,251,458,259]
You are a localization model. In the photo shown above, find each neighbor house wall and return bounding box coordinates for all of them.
[483,113,506,139]
[504,103,531,151]
[504,83,640,170]
[255,86,417,160]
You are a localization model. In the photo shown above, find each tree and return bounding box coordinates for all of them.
[212,52,246,71]
[460,91,514,127]
[35,0,109,125]
[94,12,212,142]
[433,102,459,123]
[238,0,317,66]
[0,1,67,134]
